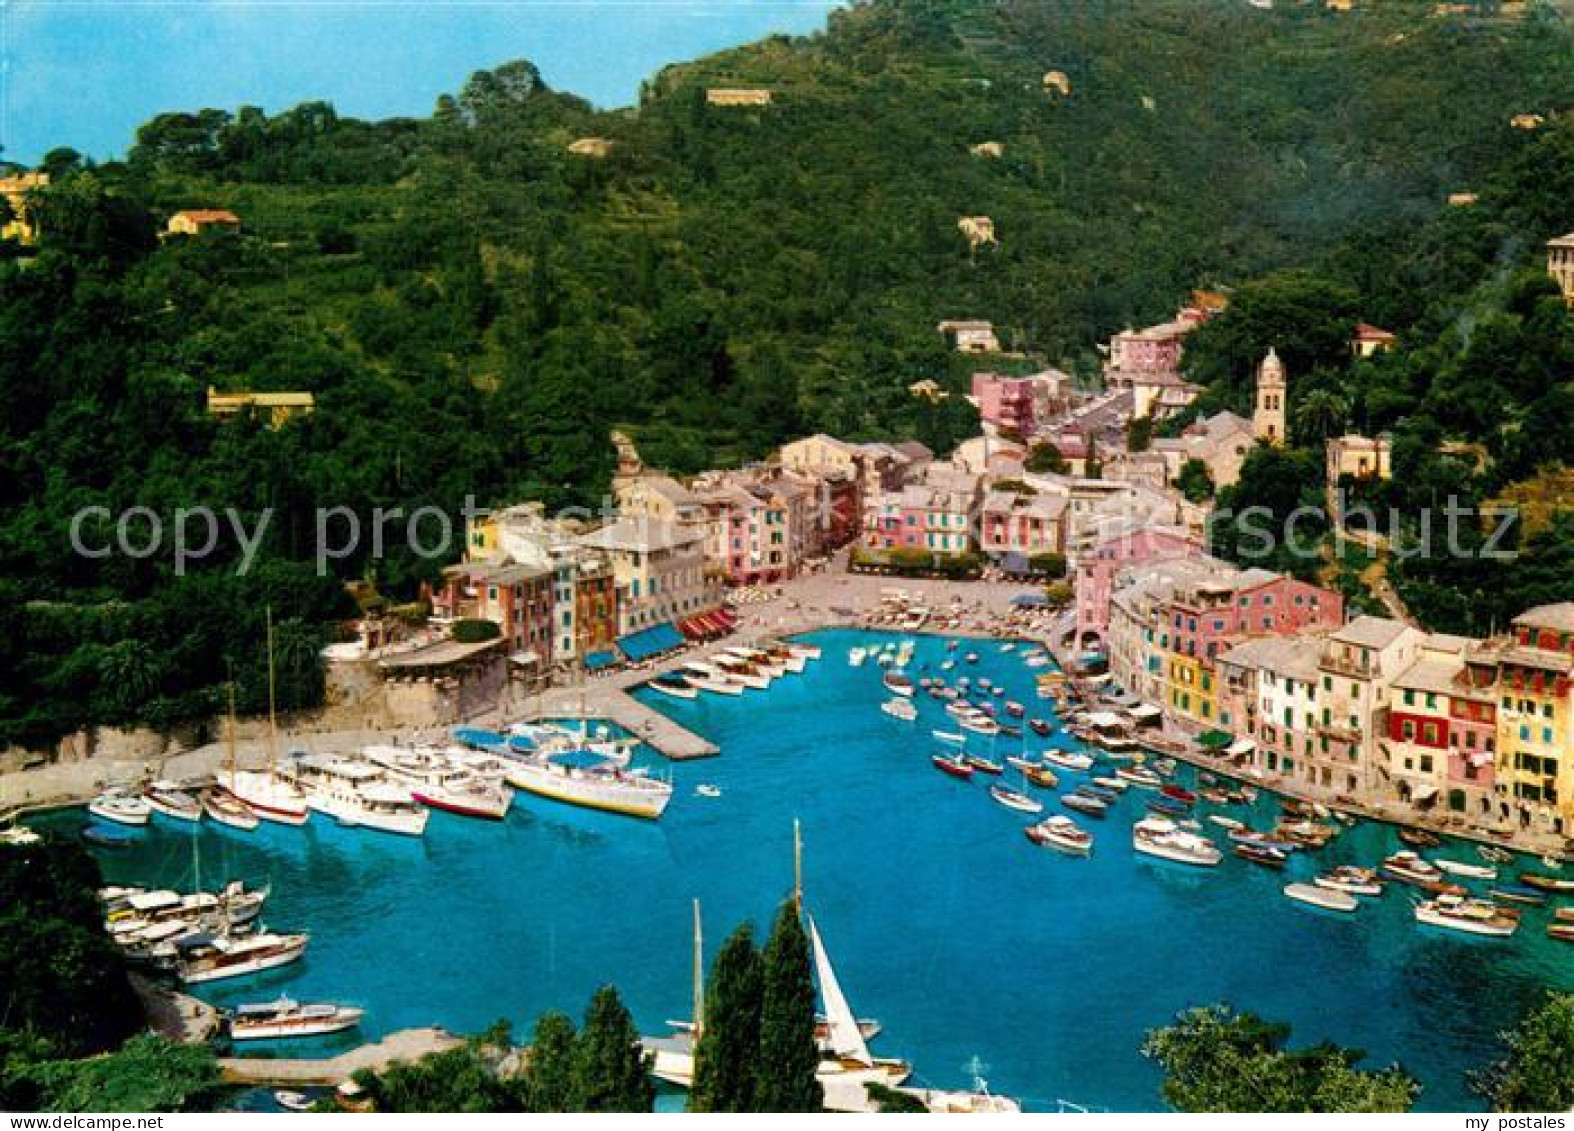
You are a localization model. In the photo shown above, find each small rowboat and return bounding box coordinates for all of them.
[1077,784,1119,804]
[1208,815,1245,832]
[1023,765,1060,789]
[1028,719,1052,737]
[1160,784,1197,805]
[931,754,974,781]
[1060,791,1109,818]
[1234,843,1288,869]
[1490,885,1547,907]
[989,784,1044,814]
[1555,906,1574,924]
[1285,882,1358,912]
[200,786,260,832]
[1398,827,1442,849]
[1548,924,1574,943]
[1148,796,1190,818]
[275,1091,316,1113]
[1519,872,1574,893]
[932,730,965,746]
[961,754,1003,776]
[81,824,136,850]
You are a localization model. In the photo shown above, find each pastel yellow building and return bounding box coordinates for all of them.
[167,209,240,237]
[206,387,315,427]
[706,88,772,107]
[0,171,49,244]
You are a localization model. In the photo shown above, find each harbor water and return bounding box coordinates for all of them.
[37,629,1574,1111]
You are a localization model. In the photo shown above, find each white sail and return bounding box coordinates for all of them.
[809,915,872,1066]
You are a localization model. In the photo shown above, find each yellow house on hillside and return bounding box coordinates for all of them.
[0,171,49,244]
[167,209,241,237]
[206,387,315,427]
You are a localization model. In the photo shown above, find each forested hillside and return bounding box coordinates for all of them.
[3,0,1572,745]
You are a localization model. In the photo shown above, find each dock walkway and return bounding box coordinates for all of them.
[563,692,719,761]
[218,1027,462,1085]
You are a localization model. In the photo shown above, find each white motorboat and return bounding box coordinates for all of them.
[290,755,429,836]
[1116,765,1163,789]
[87,790,151,827]
[228,997,364,1041]
[1025,815,1093,856]
[784,640,822,661]
[1433,857,1498,881]
[1381,851,1445,887]
[882,670,915,698]
[711,655,771,690]
[143,782,202,823]
[1415,894,1519,937]
[988,784,1043,814]
[1285,882,1358,912]
[848,647,868,667]
[504,754,673,820]
[1313,866,1384,897]
[1132,817,1222,866]
[176,931,310,984]
[103,878,268,931]
[1092,774,1129,793]
[931,730,965,746]
[959,715,1000,736]
[880,698,917,722]
[721,645,789,679]
[1043,749,1095,772]
[362,745,512,820]
[274,1092,315,1113]
[1207,815,1246,832]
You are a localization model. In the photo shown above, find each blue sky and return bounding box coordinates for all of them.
[0,1,837,164]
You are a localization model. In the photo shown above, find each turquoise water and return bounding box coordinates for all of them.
[36,629,1574,1111]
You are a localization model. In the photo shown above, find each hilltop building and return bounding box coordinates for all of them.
[1251,348,1287,444]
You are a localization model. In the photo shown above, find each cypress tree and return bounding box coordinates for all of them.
[753,900,823,1112]
[522,1010,578,1113]
[689,922,764,1111]
[571,985,655,1112]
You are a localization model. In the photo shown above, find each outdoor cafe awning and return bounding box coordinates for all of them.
[583,649,619,671]
[616,622,685,663]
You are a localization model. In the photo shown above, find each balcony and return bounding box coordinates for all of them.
[1319,653,1371,678]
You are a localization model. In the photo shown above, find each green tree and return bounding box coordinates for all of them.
[24,1036,224,1114]
[571,985,654,1113]
[866,1080,928,1112]
[1024,442,1068,475]
[1127,414,1154,452]
[358,1027,519,1112]
[1292,388,1351,447]
[1475,992,1574,1113]
[690,923,763,1112]
[1175,458,1215,503]
[523,1011,578,1113]
[753,901,823,1112]
[1143,1005,1417,1113]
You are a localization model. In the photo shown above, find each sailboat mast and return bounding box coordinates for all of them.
[692,898,704,1038]
[793,818,803,912]
[225,680,238,790]
[265,606,279,783]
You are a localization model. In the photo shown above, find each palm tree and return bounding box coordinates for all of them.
[1293,388,1351,446]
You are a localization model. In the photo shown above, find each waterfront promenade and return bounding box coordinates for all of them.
[217,1028,462,1086]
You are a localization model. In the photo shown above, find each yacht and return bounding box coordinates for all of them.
[1132,817,1222,866]
[1313,866,1384,897]
[290,755,429,836]
[1025,815,1093,856]
[228,997,365,1041]
[1381,851,1447,888]
[1414,894,1520,937]
[1115,765,1163,789]
[1433,857,1497,881]
[362,745,512,820]
[103,879,268,931]
[175,931,310,985]
[227,769,310,827]
[503,753,673,820]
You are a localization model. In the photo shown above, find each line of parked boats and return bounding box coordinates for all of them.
[80,719,679,846]
[645,639,822,699]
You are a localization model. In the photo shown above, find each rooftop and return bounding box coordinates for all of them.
[1515,602,1574,634]
[578,516,702,554]
[1329,614,1411,650]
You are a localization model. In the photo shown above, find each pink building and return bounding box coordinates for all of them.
[1165,570,1344,666]
[972,373,1038,435]
[1074,524,1206,649]
[980,490,1067,563]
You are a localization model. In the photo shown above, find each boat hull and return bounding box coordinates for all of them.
[505,761,671,820]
